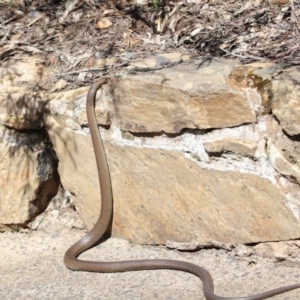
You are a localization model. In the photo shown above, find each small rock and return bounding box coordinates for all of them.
[121,130,134,140]
[235,244,253,257]
[204,138,257,157]
[166,239,200,251]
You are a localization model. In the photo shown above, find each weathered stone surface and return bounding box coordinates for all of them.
[278,176,300,220]
[0,56,51,130]
[47,84,112,127]
[228,63,278,115]
[0,91,48,130]
[112,59,256,133]
[229,63,300,135]
[0,55,112,131]
[0,126,59,226]
[204,138,257,157]
[234,244,253,257]
[0,56,50,91]
[0,86,111,131]
[271,68,300,135]
[201,115,282,161]
[267,135,300,184]
[166,239,200,251]
[2,54,300,249]
[254,241,300,263]
[47,117,300,245]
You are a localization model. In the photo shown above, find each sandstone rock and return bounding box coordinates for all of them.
[253,243,274,260]
[204,138,257,157]
[112,59,255,133]
[0,56,51,130]
[47,117,300,245]
[271,68,300,135]
[278,176,300,220]
[47,84,112,128]
[2,54,300,250]
[228,63,278,115]
[0,55,111,131]
[0,91,48,130]
[0,56,50,92]
[263,114,282,137]
[234,244,253,257]
[201,115,282,161]
[254,241,300,263]
[0,126,60,227]
[267,135,300,184]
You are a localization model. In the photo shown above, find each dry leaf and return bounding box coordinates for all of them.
[19,45,42,53]
[96,18,113,29]
[190,27,204,37]
[102,9,115,16]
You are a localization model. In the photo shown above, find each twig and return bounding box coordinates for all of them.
[50,67,107,76]
[1,26,12,42]
[3,16,20,25]
[272,43,300,58]
[0,40,31,45]
[49,63,128,77]
[219,47,265,61]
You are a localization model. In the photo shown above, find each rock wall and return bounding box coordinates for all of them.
[0,57,60,230]
[1,55,300,246]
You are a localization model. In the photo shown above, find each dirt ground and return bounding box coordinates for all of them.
[1,228,300,300]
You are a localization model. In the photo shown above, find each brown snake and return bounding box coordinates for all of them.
[64,77,300,300]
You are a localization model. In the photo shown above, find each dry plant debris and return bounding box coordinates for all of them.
[0,0,299,86]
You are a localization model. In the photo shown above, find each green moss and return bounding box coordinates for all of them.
[248,71,273,114]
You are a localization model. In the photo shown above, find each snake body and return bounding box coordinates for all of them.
[64,78,300,299]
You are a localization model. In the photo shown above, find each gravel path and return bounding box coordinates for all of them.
[1,229,300,300]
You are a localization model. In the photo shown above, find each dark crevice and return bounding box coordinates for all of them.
[283,131,300,142]
[126,127,216,139]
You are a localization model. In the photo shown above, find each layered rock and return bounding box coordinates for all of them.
[271,68,300,136]
[203,138,258,157]
[47,118,300,244]
[1,55,300,246]
[112,59,256,133]
[0,125,59,228]
[0,56,59,229]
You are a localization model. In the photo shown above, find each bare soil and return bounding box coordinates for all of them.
[1,228,300,300]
